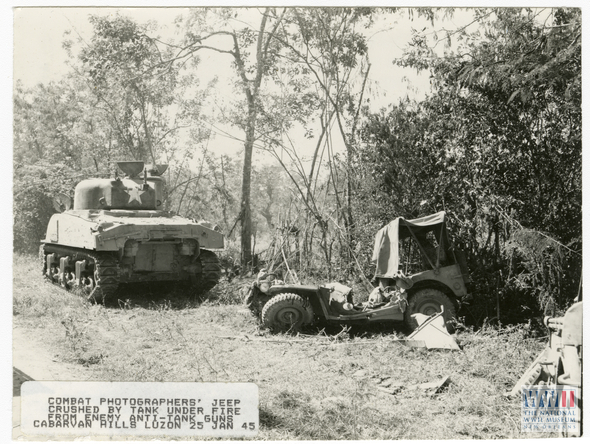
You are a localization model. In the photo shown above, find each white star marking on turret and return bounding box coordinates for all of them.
[127,187,145,204]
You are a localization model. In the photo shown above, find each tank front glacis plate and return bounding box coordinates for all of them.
[42,210,224,251]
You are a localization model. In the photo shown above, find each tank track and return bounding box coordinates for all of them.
[88,252,119,303]
[189,249,221,297]
[40,245,120,303]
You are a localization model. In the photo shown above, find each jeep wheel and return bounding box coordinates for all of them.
[405,288,456,332]
[261,293,314,332]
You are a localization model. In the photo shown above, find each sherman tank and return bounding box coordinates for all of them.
[40,161,224,302]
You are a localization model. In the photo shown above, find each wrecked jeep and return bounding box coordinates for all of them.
[245,211,470,332]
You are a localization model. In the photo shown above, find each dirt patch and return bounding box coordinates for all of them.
[13,326,104,440]
[13,327,100,384]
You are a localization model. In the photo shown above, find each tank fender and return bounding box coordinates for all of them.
[42,213,97,250]
[94,222,223,251]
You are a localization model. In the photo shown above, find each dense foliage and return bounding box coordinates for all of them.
[355,8,581,323]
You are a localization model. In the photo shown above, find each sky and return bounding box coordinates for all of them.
[6,10,589,181]
[13,7,433,100]
[12,6,438,164]
[9,3,584,163]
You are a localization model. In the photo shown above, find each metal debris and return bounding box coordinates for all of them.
[401,309,460,350]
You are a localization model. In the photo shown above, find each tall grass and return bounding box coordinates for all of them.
[14,253,557,439]
[13,253,89,322]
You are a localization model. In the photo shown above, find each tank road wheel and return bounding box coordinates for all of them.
[39,247,119,304]
[405,288,456,332]
[39,245,64,285]
[261,293,314,333]
[190,250,221,297]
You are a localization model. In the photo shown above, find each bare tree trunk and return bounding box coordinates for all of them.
[232,9,276,269]
[220,156,230,228]
[137,89,157,164]
[240,124,254,267]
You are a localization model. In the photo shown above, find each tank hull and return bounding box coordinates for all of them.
[40,210,223,302]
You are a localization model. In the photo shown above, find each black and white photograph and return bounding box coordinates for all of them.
[9,3,584,441]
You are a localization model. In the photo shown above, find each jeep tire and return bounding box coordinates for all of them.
[405,288,456,332]
[261,293,314,333]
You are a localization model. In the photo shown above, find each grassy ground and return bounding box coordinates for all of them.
[13,253,556,440]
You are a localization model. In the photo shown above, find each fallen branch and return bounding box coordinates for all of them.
[377,375,451,396]
[217,335,387,345]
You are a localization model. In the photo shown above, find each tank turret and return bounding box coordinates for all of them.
[73,162,168,211]
[40,161,224,303]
